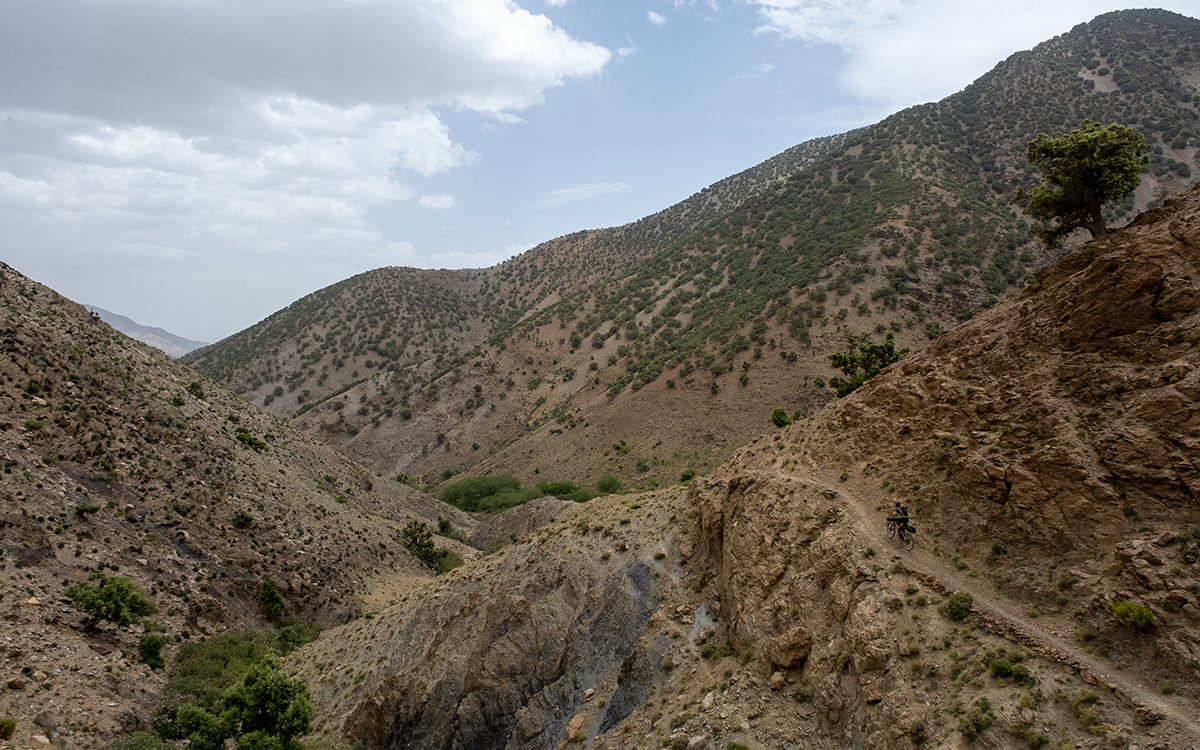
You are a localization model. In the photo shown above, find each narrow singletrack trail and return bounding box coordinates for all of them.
[786,466,1199,739]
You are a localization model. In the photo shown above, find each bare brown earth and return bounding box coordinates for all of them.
[293,185,1200,749]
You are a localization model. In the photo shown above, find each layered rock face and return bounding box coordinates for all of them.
[298,495,681,750]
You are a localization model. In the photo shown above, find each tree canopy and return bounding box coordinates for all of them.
[828,333,909,398]
[1010,120,1148,248]
[176,656,313,750]
[66,573,156,628]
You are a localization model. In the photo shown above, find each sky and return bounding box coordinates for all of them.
[4,0,1200,343]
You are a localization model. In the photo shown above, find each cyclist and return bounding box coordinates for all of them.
[888,502,916,543]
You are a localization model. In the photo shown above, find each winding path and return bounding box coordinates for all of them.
[794,466,1199,739]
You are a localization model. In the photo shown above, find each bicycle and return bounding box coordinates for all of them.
[887,516,915,550]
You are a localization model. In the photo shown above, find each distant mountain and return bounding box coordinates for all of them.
[85,304,209,357]
[184,9,1200,494]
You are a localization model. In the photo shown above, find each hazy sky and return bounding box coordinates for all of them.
[4,0,1199,342]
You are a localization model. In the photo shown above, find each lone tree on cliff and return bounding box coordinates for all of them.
[1010,120,1148,248]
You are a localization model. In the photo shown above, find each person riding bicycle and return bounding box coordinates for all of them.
[888,502,916,540]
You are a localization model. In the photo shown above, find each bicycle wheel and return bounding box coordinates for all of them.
[902,532,914,551]
[886,520,896,538]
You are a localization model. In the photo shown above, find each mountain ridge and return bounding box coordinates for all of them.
[182,9,1200,495]
[85,305,210,358]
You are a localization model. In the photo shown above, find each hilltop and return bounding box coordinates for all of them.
[293,171,1200,750]
[182,9,1200,496]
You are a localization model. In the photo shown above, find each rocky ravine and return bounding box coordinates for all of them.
[295,188,1200,749]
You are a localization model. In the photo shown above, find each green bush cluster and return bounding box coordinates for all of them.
[947,591,974,621]
[1179,523,1200,563]
[438,474,597,513]
[958,697,994,741]
[139,634,174,670]
[171,656,311,750]
[66,573,156,628]
[257,580,288,624]
[1110,599,1156,629]
[827,333,909,397]
[401,520,462,575]
[0,718,15,740]
[770,408,792,428]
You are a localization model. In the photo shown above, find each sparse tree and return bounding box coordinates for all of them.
[66,573,156,628]
[1010,120,1148,248]
[827,333,909,398]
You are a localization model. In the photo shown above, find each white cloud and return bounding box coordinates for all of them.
[649,11,668,24]
[419,194,457,210]
[745,0,1147,111]
[736,63,777,79]
[0,0,613,339]
[533,182,631,208]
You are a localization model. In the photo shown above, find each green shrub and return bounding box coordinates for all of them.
[700,642,736,660]
[679,469,696,484]
[1009,723,1049,749]
[1070,690,1105,734]
[235,427,266,451]
[66,573,156,627]
[232,511,253,529]
[163,631,275,713]
[771,408,792,428]
[1179,523,1200,563]
[257,580,288,624]
[436,552,464,575]
[139,634,173,670]
[110,732,173,750]
[438,474,521,512]
[596,475,622,494]
[1111,599,1156,629]
[0,718,15,740]
[792,685,814,703]
[74,504,101,517]
[402,520,446,570]
[957,697,994,741]
[947,591,973,621]
[171,656,312,750]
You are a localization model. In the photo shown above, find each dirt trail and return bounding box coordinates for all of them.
[799,467,1200,739]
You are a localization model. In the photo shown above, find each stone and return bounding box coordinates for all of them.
[769,671,786,690]
[32,735,50,745]
[686,736,714,750]
[759,626,812,669]
[700,691,716,710]
[32,670,48,682]
[7,677,26,690]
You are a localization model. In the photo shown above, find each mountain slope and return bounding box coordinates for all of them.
[0,264,472,749]
[293,175,1200,750]
[186,9,1200,493]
